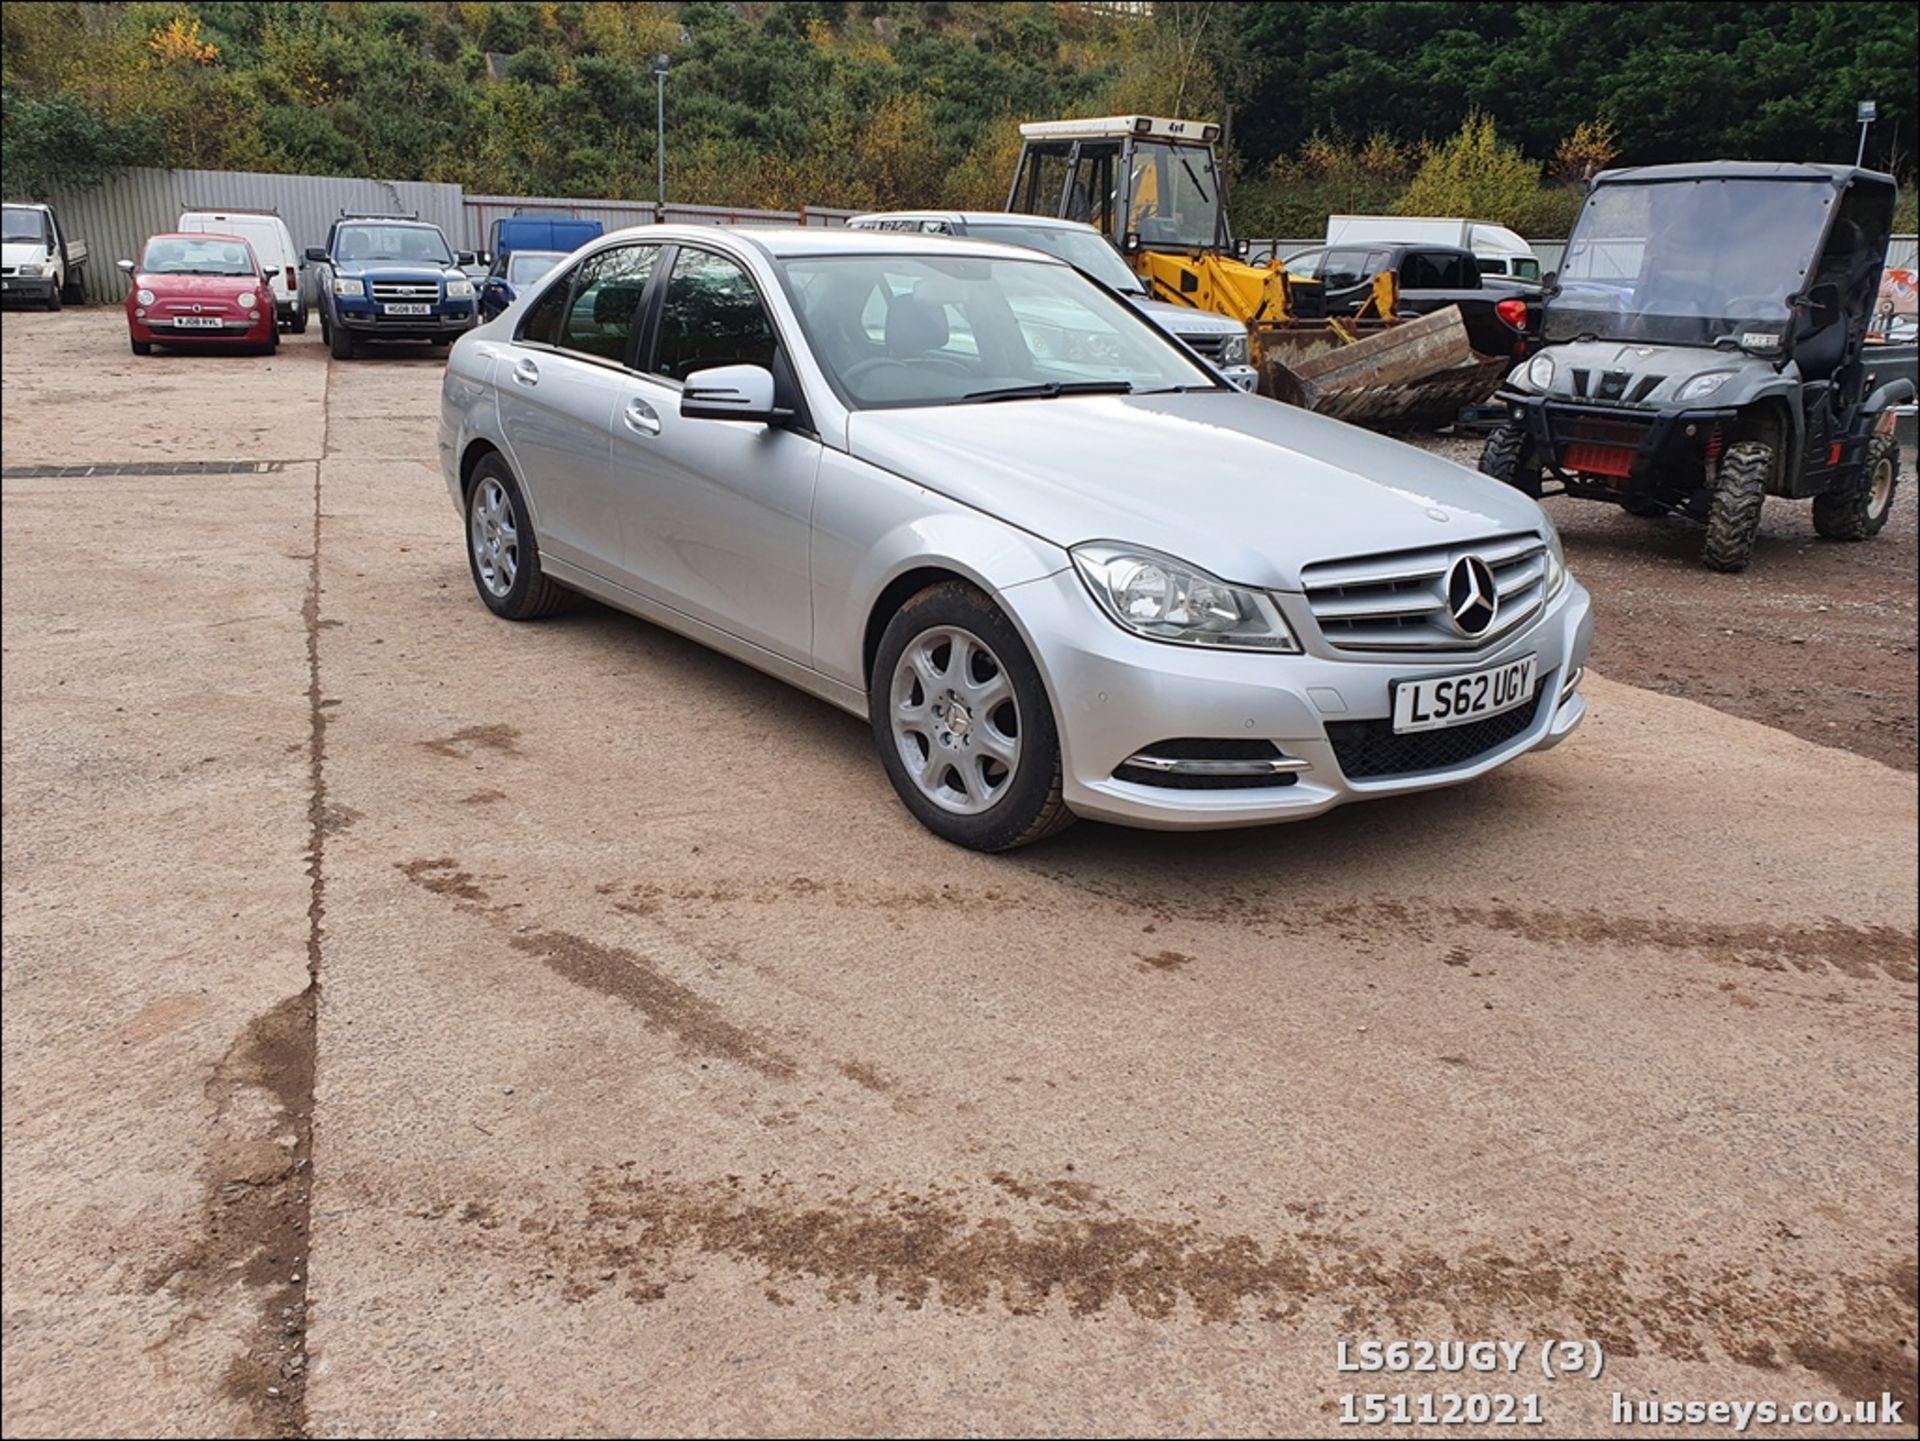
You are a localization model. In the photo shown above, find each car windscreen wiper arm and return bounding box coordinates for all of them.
[961,381,1136,402]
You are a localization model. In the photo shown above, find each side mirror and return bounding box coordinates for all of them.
[681,364,789,423]
[304,247,329,263]
[117,259,135,274]
[1234,237,1250,258]
[457,250,477,267]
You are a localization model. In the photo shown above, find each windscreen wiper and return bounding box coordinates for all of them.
[1176,152,1213,206]
[962,381,1136,402]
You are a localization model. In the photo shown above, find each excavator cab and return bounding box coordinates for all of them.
[1009,116,1232,255]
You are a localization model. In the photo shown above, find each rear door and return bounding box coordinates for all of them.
[495,243,662,581]
[608,244,820,662]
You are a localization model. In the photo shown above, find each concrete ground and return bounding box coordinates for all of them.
[3,308,1915,1439]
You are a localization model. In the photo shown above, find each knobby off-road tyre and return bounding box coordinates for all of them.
[870,581,1074,853]
[1701,441,1771,573]
[465,454,575,621]
[1812,434,1899,541]
[1478,422,1543,498]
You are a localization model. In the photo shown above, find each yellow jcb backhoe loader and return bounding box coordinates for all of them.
[1007,115,1507,427]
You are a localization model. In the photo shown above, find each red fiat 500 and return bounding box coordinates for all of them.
[122,232,279,355]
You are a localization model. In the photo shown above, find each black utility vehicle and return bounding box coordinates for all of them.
[1479,162,1911,572]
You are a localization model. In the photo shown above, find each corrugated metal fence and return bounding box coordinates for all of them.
[38,166,859,304]
[32,163,1920,305]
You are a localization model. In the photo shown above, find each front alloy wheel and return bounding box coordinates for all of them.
[890,625,1022,816]
[870,582,1072,851]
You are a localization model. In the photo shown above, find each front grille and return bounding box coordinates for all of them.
[369,281,440,303]
[1178,332,1228,359]
[1301,533,1548,653]
[1327,690,1545,780]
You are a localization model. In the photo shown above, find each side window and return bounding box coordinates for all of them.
[1283,250,1322,280]
[560,244,658,362]
[1401,251,1444,289]
[517,263,577,346]
[1320,250,1371,290]
[651,249,776,382]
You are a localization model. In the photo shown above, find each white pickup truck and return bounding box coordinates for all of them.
[2,202,88,309]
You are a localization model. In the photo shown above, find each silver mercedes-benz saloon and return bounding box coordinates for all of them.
[438,225,1592,850]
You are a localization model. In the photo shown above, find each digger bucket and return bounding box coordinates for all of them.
[1258,306,1508,431]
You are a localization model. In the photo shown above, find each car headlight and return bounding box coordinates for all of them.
[1071,543,1301,652]
[236,291,257,309]
[1541,517,1567,597]
[17,262,46,277]
[446,278,475,299]
[136,289,155,306]
[1676,371,1732,402]
[1526,353,1555,390]
[332,276,365,297]
[1216,332,1250,367]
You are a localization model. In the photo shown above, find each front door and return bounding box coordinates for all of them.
[609,245,819,663]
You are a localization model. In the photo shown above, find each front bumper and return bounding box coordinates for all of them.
[128,311,273,344]
[1502,389,1736,489]
[1001,567,1594,829]
[335,299,477,341]
[1,275,57,302]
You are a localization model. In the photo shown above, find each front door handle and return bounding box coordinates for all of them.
[512,357,540,387]
[622,398,661,436]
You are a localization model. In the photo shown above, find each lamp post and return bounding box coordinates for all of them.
[1855,99,1876,167]
[653,54,671,215]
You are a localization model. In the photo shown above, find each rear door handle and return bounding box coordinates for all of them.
[512,357,540,386]
[622,398,661,436]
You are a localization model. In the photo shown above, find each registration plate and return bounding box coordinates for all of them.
[170,316,224,328]
[1392,655,1537,734]
[383,302,431,315]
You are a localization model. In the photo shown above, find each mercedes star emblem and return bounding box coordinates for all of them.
[1446,556,1497,636]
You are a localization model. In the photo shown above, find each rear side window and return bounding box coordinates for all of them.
[650,249,776,382]
[559,244,659,362]
[517,264,577,346]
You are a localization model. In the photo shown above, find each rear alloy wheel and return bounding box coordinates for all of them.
[871,582,1072,851]
[465,455,574,620]
[1478,422,1542,498]
[1701,440,1771,572]
[1812,434,1899,541]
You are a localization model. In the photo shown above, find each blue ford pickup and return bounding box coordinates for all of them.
[305,213,479,359]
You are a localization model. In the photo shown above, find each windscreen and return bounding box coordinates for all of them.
[333,224,454,265]
[1546,179,1835,344]
[1126,141,1222,249]
[3,206,52,246]
[141,236,256,276]
[964,222,1144,294]
[781,253,1216,409]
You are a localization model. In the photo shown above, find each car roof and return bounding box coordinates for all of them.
[591,223,1072,264]
[1593,160,1896,187]
[147,230,252,243]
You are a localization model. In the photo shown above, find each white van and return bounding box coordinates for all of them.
[177,209,306,331]
[1325,215,1542,282]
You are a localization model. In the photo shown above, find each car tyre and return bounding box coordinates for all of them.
[291,308,308,334]
[1478,422,1542,498]
[869,581,1074,852]
[328,322,357,360]
[130,338,152,356]
[1812,434,1898,541]
[1701,441,1770,572]
[465,455,574,621]
[43,283,61,312]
